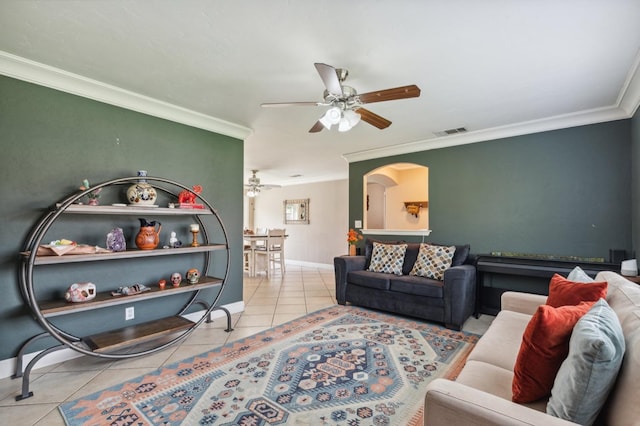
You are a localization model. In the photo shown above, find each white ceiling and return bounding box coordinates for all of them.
[1,1,639,187]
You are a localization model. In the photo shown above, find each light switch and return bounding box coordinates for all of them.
[354,220,362,228]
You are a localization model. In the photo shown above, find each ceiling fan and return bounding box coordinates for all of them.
[261,63,421,133]
[244,169,281,197]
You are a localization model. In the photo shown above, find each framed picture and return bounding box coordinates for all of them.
[284,198,309,224]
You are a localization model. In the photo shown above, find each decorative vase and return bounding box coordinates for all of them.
[349,244,357,256]
[135,218,162,250]
[127,170,157,206]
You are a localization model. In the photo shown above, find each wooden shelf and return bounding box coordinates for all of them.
[56,204,213,215]
[83,316,194,353]
[23,244,227,265]
[39,276,223,317]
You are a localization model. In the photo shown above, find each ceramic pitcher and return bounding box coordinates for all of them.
[135,218,162,250]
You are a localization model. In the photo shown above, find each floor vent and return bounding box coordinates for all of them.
[434,127,467,137]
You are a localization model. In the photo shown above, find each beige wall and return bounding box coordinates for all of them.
[245,179,349,267]
[385,167,429,229]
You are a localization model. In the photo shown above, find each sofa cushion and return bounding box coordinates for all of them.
[467,309,532,372]
[347,270,391,291]
[456,360,549,414]
[389,275,444,298]
[546,274,608,308]
[512,301,593,403]
[364,238,402,269]
[367,242,407,275]
[402,243,470,275]
[450,243,470,267]
[596,272,640,425]
[547,299,625,425]
[409,243,456,280]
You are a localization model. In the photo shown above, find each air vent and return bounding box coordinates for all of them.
[433,127,467,137]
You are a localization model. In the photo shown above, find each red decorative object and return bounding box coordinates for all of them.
[546,274,608,307]
[178,184,204,209]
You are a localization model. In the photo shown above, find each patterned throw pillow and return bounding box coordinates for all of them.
[367,242,408,275]
[410,243,456,280]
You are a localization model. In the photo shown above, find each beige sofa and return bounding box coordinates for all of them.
[424,271,640,425]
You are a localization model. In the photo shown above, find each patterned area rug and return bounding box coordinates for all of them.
[59,305,479,425]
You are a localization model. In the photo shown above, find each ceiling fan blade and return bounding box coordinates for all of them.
[261,101,322,107]
[309,121,325,133]
[357,108,392,129]
[314,63,343,96]
[358,85,421,104]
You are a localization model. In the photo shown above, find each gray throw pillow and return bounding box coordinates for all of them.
[546,299,625,425]
[567,265,594,283]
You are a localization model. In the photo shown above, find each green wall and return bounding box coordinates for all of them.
[350,120,632,258]
[632,108,640,255]
[0,76,244,361]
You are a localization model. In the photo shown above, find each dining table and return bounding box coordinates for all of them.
[243,233,288,277]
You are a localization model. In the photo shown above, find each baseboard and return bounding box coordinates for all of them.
[286,259,333,270]
[0,301,245,380]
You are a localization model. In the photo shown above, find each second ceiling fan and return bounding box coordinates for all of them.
[261,63,421,133]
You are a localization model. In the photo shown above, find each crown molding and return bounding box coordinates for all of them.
[343,105,629,163]
[618,50,640,116]
[0,51,252,140]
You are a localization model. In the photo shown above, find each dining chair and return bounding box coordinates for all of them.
[242,244,253,275]
[254,228,286,277]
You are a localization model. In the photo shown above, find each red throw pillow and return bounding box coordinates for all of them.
[546,274,607,308]
[512,301,594,403]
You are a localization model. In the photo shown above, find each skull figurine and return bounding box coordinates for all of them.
[170,272,182,287]
[186,268,200,284]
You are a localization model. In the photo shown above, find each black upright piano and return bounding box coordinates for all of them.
[475,254,619,315]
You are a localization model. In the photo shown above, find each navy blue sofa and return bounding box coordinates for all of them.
[334,239,476,330]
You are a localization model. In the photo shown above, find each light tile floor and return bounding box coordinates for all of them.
[0,265,494,425]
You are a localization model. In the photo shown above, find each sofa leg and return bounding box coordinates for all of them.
[445,323,462,331]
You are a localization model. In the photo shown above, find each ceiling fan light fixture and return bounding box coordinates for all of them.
[338,109,361,132]
[338,117,352,132]
[344,109,361,126]
[320,106,342,129]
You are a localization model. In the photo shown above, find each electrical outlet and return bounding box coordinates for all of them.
[125,306,135,320]
[355,220,362,228]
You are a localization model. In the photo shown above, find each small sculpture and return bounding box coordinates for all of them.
[186,268,200,284]
[169,231,182,248]
[178,184,204,209]
[111,283,151,296]
[65,282,96,303]
[158,279,166,290]
[171,272,182,287]
[106,227,126,252]
[79,179,102,206]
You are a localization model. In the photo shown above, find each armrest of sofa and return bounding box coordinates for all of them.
[442,264,476,329]
[334,255,366,304]
[500,291,547,316]
[424,379,577,426]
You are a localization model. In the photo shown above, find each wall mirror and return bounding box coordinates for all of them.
[284,198,309,224]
